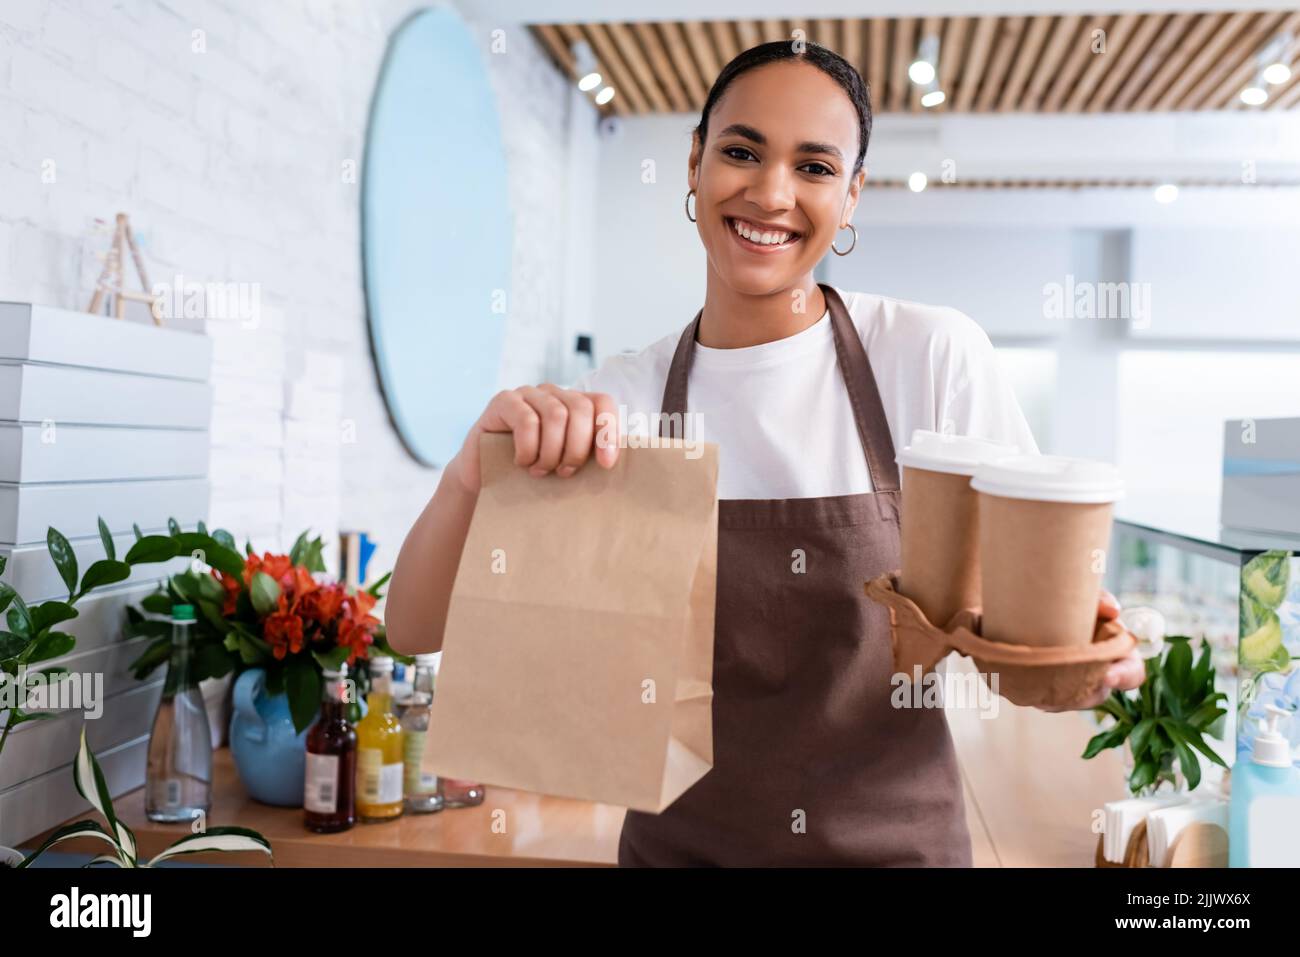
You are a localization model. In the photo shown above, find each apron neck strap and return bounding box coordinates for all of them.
[658,283,900,492]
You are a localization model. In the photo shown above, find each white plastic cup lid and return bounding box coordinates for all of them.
[971,454,1125,504]
[895,429,1020,477]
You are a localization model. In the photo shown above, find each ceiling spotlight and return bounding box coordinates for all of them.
[1153,183,1178,204]
[1263,61,1292,85]
[1259,31,1295,85]
[908,171,928,192]
[909,34,940,86]
[921,88,946,108]
[909,59,936,85]
[595,86,615,105]
[578,72,602,92]
[1240,82,1268,106]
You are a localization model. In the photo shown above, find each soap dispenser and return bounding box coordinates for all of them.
[1229,704,1300,867]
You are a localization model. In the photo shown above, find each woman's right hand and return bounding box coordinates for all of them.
[448,384,621,495]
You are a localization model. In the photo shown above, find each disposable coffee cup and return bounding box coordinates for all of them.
[971,455,1124,649]
[896,430,1019,631]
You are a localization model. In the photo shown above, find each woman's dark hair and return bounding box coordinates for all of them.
[693,40,872,175]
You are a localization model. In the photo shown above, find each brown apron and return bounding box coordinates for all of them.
[618,283,973,867]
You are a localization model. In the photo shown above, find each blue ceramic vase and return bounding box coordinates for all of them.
[229,668,311,807]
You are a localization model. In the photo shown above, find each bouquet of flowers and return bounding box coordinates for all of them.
[128,524,404,733]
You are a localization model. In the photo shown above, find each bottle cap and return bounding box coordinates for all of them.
[1251,703,1295,768]
[369,655,394,674]
[171,604,196,621]
[414,653,439,667]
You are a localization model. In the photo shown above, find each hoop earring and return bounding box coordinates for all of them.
[684,188,697,223]
[831,222,858,256]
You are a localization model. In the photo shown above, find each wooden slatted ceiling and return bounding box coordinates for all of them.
[530,11,1300,115]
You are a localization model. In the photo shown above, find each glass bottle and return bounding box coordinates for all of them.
[145,604,212,823]
[304,665,357,833]
[397,653,444,813]
[355,655,404,821]
[440,777,486,808]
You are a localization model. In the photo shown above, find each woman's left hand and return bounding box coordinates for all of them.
[1036,589,1146,713]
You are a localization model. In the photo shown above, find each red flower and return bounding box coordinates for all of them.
[212,569,241,616]
[336,615,375,667]
[296,583,345,625]
[291,565,317,598]
[244,552,294,589]
[264,598,305,660]
[330,589,379,666]
[348,589,378,620]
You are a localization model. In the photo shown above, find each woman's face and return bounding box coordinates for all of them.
[689,60,866,298]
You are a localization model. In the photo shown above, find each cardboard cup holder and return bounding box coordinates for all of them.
[864,572,1137,711]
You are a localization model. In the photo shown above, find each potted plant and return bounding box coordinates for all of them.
[0,518,253,862]
[1083,609,1230,796]
[14,728,270,867]
[127,525,407,806]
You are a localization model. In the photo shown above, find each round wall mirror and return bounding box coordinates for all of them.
[362,6,512,467]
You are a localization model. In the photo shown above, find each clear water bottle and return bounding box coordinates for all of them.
[398,654,444,813]
[145,604,212,823]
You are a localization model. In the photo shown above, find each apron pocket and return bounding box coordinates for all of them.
[713,582,788,696]
[779,580,888,684]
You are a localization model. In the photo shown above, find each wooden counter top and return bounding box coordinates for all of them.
[40,749,625,867]
[36,663,1128,867]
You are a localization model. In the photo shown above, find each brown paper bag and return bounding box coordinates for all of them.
[422,431,719,813]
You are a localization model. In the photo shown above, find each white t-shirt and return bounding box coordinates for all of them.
[572,287,1039,500]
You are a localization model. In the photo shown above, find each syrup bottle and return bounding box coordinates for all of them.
[356,656,405,821]
[304,665,357,833]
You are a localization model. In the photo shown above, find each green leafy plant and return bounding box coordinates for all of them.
[1084,635,1229,795]
[0,519,205,759]
[14,728,271,868]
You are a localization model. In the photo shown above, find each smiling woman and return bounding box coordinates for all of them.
[385,38,1132,870]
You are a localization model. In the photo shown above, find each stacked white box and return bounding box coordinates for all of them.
[282,349,344,577]
[205,306,285,554]
[0,303,212,575]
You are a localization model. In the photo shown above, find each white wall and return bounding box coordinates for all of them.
[0,0,594,582]
[831,224,1073,337]
[592,113,706,359]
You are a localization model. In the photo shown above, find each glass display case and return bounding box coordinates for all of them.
[1108,507,1300,787]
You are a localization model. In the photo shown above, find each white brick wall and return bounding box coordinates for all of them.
[0,0,585,583]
